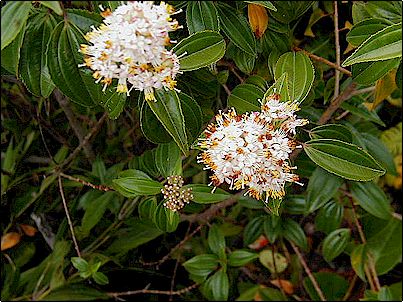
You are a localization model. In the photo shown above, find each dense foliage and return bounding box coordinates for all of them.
[1,1,402,301]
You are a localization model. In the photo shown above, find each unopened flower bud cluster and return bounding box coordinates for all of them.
[161,175,193,211]
[79,1,182,101]
[198,94,309,203]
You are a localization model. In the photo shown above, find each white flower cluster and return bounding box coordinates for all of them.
[79,1,182,101]
[161,175,193,211]
[198,94,308,202]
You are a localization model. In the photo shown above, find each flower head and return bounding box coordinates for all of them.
[198,94,308,203]
[79,1,182,100]
[161,175,193,211]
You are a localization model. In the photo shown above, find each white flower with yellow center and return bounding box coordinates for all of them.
[79,1,182,100]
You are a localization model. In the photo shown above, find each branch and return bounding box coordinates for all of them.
[60,172,113,192]
[107,283,199,298]
[290,242,326,301]
[54,89,95,160]
[333,1,341,100]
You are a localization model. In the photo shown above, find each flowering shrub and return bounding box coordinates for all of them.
[1,1,402,301]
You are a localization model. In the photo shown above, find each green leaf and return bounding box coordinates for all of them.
[350,181,392,220]
[179,92,203,144]
[71,257,89,272]
[106,219,163,254]
[306,167,344,213]
[153,202,180,233]
[352,1,402,25]
[263,72,289,102]
[112,170,163,196]
[173,30,225,71]
[243,216,265,246]
[20,12,57,97]
[303,272,349,301]
[147,89,189,155]
[283,195,307,214]
[351,244,367,280]
[183,184,230,204]
[270,1,314,24]
[322,228,351,262]
[155,142,182,177]
[183,254,219,277]
[263,215,281,243]
[228,250,259,266]
[304,139,386,181]
[352,58,400,85]
[232,46,256,75]
[244,1,277,11]
[227,83,264,114]
[309,124,353,143]
[216,3,257,55]
[1,2,31,50]
[347,18,389,47]
[138,196,158,221]
[186,2,219,34]
[341,102,385,127]
[208,224,226,259]
[315,201,344,234]
[274,51,315,102]
[258,249,288,273]
[343,22,402,66]
[282,218,308,251]
[92,272,109,285]
[42,284,108,301]
[39,1,63,15]
[1,23,25,76]
[367,218,402,275]
[66,9,102,33]
[80,192,116,236]
[203,269,229,301]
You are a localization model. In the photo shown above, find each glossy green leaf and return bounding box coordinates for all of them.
[232,47,256,74]
[343,22,402,66]
[367,218,402,275]
[71,257,89,272]
[315,201,344,234]
[1,24,25,76]
[228,83,264,114]
[282,218,308,251]
[66,9,102,33]
[183,254,219,277]
[42,284,108,301]
[178,92,203,144]
[263,72,289,102]
[216,3,257,55]
[352,1,402,25]
[309,124,353,142]
[183,184,230,204]
[243,216,265,246]
[204,269,229,301]
[244,75,268,91]
[341,102,385,127]
[347,18,389,47]
[304,139,386,181]
[153,202,180,233]
[138,197,158,221]
[270,1,314,24]
[173,30,225,71]
[322,228,351,262]
[259,249,288,273]
[186,2,219,34]
[92,272,109,285]
[306,167,344,213]
[20,12,57,97]
[350,181,392,220]
[155,142,182,177]
[351,244,367,280]
[283,195,307,214]
[274,52,315,102]
[303,272,349,301]
[147,89,188,154]
[244,1,277,11]
[1,2,31,50]
[352,58,400,85]
[263,214,281,243]
[39,1,63,15]
[208,224,226,259]
[228,250,259,266]
[112,169,163,196]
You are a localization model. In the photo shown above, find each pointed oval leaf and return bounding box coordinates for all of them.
[350,181,392,220]
[343,22,402,66]
[179,92,203,144]
[315,201,344,234]
[148,89,189,155]
[216,3,257,55]
[138,197,158,221]
[208,224,226,259]
[270,1,314,24]
[263,72,289,102]
[274,52,315,102]
[183,254,220,277]
[282,218,308,251]
[1,2,31,50]
[228,83,264,114]
[347,18,389,47]
[39,1,63,15]
[186,1,219,34]
[20,12,57,97]
[173,30,225,71]
[244,1,277,11]
[243,216,265,246]
[153,202,180,233]
[259,249,288,273]
[310,124,353,142]
[202,269,229,301]
[1,23,25,76]
[352,58,400,85]
[155,141,182,177]
[183,184,230,204]
[304,139,386,181]
[322,228,351,262]
[228,250,259,266]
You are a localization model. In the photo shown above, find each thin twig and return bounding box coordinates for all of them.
[58,176,81,257]
[350,86,376,96]
[107,283,199,298]
[342,275,358,301]
[318,82,357,125]
[293,47,352,77]
[60,172,113,191]
[290,242,326,301]
[333,1,341,100]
